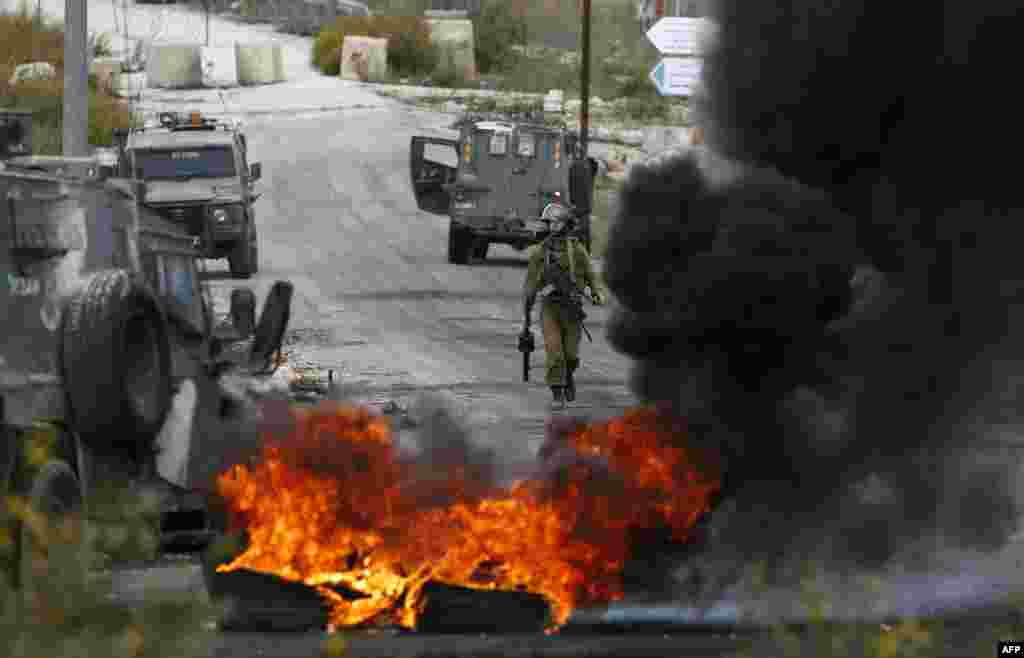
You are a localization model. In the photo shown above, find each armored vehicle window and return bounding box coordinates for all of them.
[517,133,535,158]
[488,133,508,156]
[133,146,237,180]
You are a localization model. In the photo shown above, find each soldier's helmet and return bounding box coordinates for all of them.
[541,194,574,233]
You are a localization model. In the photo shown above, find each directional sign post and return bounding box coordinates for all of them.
[649,57,702,97]
[645,16,709,57]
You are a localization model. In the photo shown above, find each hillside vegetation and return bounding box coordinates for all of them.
[0,9,131,154]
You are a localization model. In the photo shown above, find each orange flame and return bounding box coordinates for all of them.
[215,403,720,631]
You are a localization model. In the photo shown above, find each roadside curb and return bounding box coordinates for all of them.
[130,102,390,118]
[371,87,687,150]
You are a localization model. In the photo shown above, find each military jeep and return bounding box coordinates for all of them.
[114,111,262,279]
[1,135,291,618]
[410,113,597,264]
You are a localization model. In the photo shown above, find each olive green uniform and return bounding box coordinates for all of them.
[524,236,601,387]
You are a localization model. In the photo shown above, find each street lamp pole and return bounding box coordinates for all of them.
[579,0,591,157]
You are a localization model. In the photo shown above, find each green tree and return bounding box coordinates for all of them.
[473,1,525,74]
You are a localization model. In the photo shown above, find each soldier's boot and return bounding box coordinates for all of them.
[565,360,579,402]
[550,386,566,410]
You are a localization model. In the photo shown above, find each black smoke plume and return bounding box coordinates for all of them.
[604,0,1024,598]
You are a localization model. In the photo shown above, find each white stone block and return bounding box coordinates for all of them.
[148,43,203,89]
[200,45,239,88]
[235,42,286,85]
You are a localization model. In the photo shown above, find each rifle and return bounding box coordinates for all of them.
[543,256,595,343]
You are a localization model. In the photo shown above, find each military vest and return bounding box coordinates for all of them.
[542,236,580,301]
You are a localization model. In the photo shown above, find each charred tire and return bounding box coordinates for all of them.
[229,236,258,279]
[250,280,293,372]
[16,461,86,628]
[60,270,173,455]
[229,288,257,340]
[447,220,472,265]
[569,159,594,215]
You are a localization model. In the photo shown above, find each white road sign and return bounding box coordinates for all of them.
[649,57,702,96]
[645,17,709,56]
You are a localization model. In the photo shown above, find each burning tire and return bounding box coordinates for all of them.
[60,269,173,455]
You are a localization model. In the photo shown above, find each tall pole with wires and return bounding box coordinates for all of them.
[579,0,591,157]
[63,0,89,156]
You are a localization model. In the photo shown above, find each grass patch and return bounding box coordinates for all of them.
[0,422,215,658]
[590,175,620,260]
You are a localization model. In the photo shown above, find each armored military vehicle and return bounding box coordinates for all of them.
[1,117,291,613]
[114,111,262,279]
[410,112,597,264]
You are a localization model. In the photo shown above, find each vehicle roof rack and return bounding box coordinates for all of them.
[129,111,240,136]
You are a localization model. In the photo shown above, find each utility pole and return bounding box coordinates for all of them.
[204,0,211,46]
[63,0,90,157]
[579,0,591,157]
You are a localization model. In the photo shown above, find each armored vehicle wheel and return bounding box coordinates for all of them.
[15,461,86,635]
[60,269,173,455]
[448,221,472,265]
[229,237,258,279]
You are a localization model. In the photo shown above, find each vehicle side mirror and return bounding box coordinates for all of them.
[249,162,262,181]
[249,280,293,373]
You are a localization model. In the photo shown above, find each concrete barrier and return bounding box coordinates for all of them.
[426,19,477,81]
[236,42,286,85]
[339,36,387,83]
[201,45,239,88]
[147,43,203,89]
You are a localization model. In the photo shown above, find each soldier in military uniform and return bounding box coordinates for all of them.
[523,197,604,409]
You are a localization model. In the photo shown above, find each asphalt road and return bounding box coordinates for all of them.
[205,101,640,458]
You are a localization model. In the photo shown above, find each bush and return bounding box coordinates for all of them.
[312,27,344,76]
[473,1,525,75]
[313,15,439,78]
[90,31,114,59]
